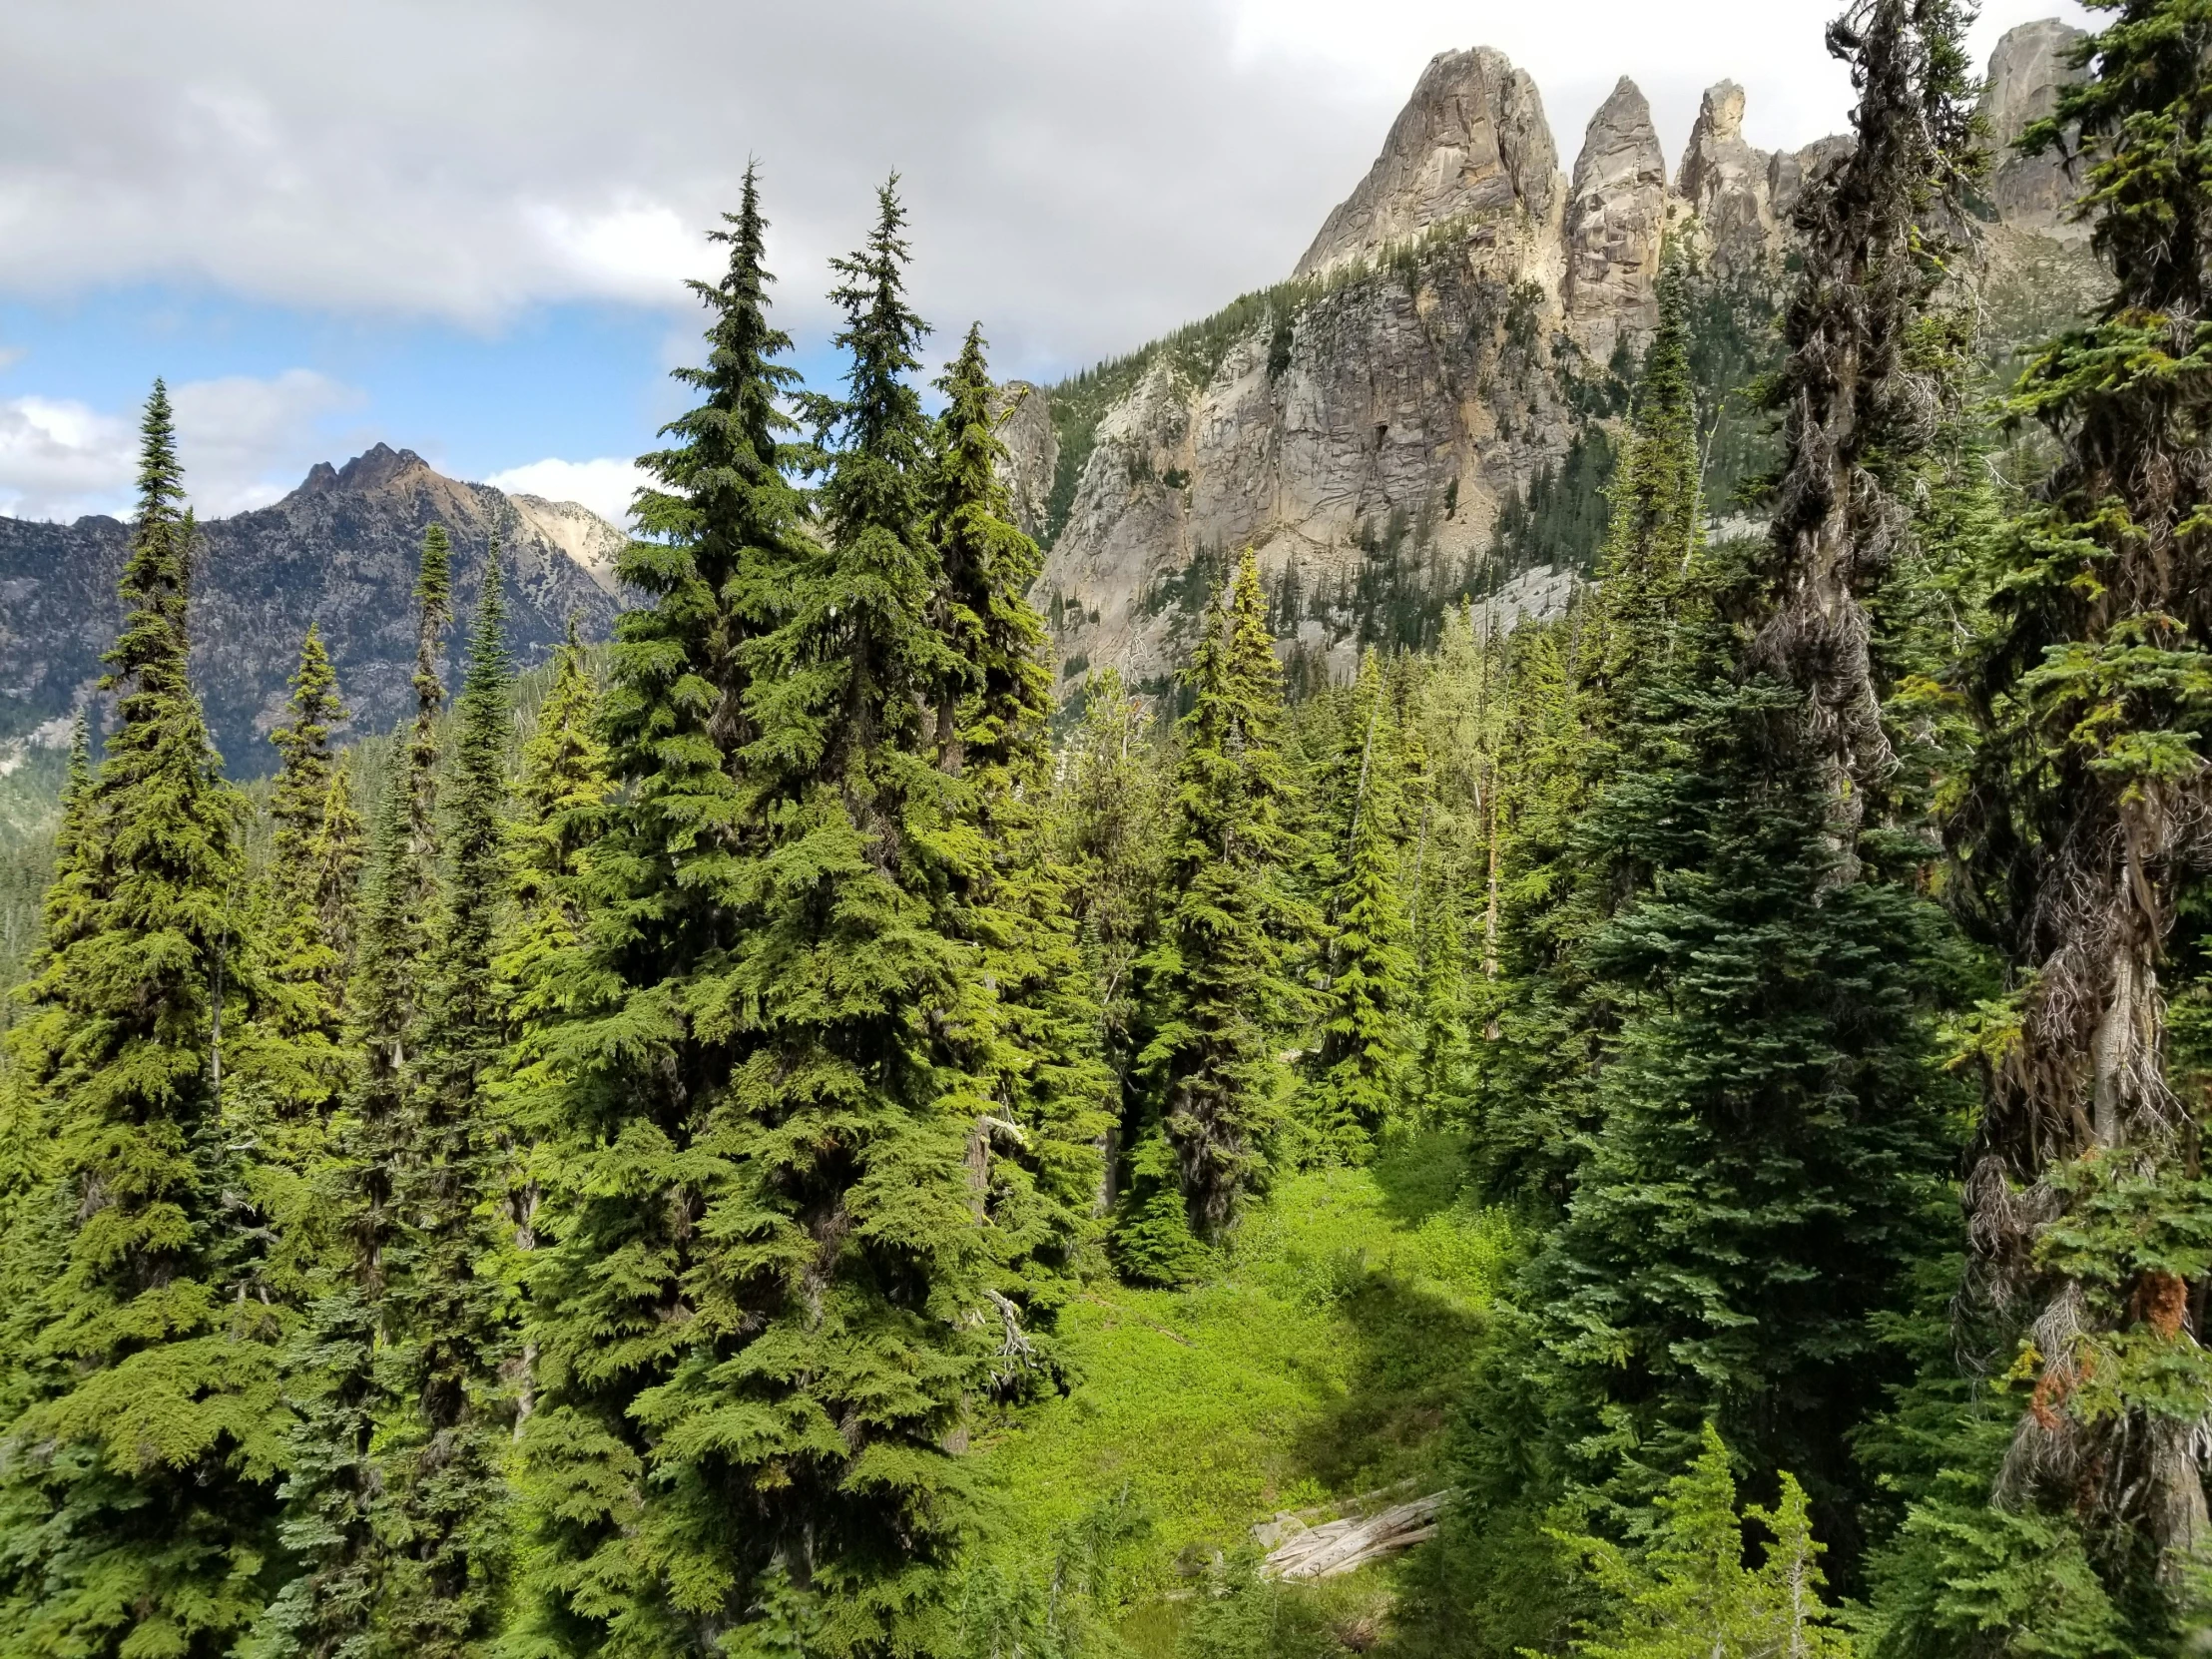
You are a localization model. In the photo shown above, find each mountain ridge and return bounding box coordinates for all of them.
[0,443,623,776]
[1022,20,2100,697]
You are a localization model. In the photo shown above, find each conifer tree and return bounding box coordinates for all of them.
[1053,670,1168,1204]
[260,532,456,1659]
[243,627,352,1118]
[0,718,94,1432]
[639,175,986,1654]
[517,171,948,1658]
[1753,0,1979,845]
[927,328,1110,1371]
[1310,648,1413,1160]
[383,562,515,1658]
[0,382,285,1659]
[1469,259,1705,1213]
[1140,550,1303,1238]
[1551,1424,1849,1658]
[255,771,409,1659]
[1918,0,2212,1633]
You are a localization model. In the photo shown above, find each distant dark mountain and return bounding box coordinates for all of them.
[0,443,624,777]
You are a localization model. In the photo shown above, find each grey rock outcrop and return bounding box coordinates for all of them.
[1295,47,1562,279]
[1026,25,2094,700]
[1563,77,1669,364]
[1981,19,2089,235]
[0,443,620,774]
[1677,82,1779,272]
[510,492,627,595]
[1043,30,2096,694]
[994,380,1060,542]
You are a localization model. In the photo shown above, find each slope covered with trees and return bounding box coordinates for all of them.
[7,6,2212,1656]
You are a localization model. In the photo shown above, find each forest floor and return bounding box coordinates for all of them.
[970,1130,1513,1655]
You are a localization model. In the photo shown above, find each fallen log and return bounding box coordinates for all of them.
[1256,1489,1450,1581]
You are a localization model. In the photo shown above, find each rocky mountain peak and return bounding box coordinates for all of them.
[0,445,622,775]
[1563,76,1667,364]
[1981,18,2089,234]
[1295,46,1560,279]
[1677,80,1777,271]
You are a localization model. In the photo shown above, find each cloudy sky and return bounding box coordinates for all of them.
[1,0,2090,525]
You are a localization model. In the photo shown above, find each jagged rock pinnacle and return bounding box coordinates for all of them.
[1295,46,1561,280]
[1564,76,1667,365]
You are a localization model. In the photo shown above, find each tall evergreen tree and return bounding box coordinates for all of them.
[517,172,879,1659]
[1139,549,1304,1239]
[0,382,286,1659]
[383,563,516,1658]
[927,329,1110,1377]
[1903,0,2212,1640]
[1754,0,1980,845]
[1053,670,1169,1212]
[1310,648,1413,1161]
[1469,258,1706,1214]
[259,532,457,1659]
[639,174,986,1654]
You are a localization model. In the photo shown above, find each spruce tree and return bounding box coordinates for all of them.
[511,171,889,1658]
[645,175,985,1654]
[254,770,409,1659]
[1053,668,1168,1201]
[0,382,285,1659]
[1468,259,1706,1214]
[1753,0,1979,845]
[239,626,352,1132]
[1139,549,1303,1239]
[383,563,516,1658]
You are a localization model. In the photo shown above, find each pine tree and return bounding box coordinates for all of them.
[382,562,516,1658]
[1753,0,1980,847]
[638,175,986,1654]
[1467,258,1706,1216]
[1139,549,1304,1239]
[0,719,95,1432]
[253,770,409,1659]
[239,626,352,1133]
[1310,648,1413,1161]
[518,171,977,1658]
[1053,669,1168,1211]
[0,382,286,1659]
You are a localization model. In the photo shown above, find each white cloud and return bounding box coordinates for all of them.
[0,369,364,522]
[0,0,2096,378]
[485,456,650,528]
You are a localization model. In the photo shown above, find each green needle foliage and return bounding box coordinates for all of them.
[928,325,1111,1377]
[0,382,285,1659]
[672,174,985,1655]
[1310,648,1413,1162]
[513,166,814,1659]
[1138,550,1305,1244]
[381,561,517,1658]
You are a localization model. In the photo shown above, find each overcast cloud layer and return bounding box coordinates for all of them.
[2,0,2090,522]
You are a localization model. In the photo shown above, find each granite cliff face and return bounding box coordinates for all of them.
[1980,18,2090,235]
[0,444,621,775]
[1029,21,2100,695]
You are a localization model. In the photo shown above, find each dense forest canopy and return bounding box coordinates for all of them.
[7,3,2212,1656]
